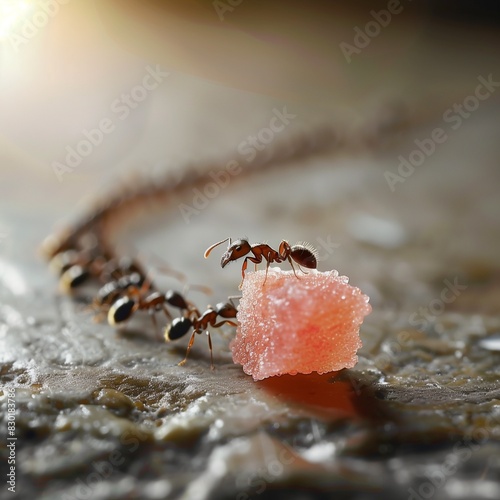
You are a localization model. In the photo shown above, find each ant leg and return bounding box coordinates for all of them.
[137,269,158,296]
[296,263,309,275]
[239,258,250,289]
[184,283,213,297]
[288,257,300,279]
[240,256,262,289]
[211,320,238,342]
[206,331,214,370]
[178,331,196,366]
[212,320,238,328]
[161,305,173,321]
[227,295,241,308]
[148,255,187,284]
[150,312,162,342]
[92,311,106,323]
[85,302,105,322]
[263,260,271,286]
[83,302,96,314]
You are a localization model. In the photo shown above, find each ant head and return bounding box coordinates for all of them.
[165,290,189,311]
[279,240,291,255]
[215,302,238,318]
[165,317,193,341]
[221,239,251,268]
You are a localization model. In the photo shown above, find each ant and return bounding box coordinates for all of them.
[204,237,318,288]
[91,257,151,305]
[106,276,207,341]
[164,301,238,368]
[88,272,145,321]
[52,247,144,293]
[107,281,173,340]
[51,248,106,292]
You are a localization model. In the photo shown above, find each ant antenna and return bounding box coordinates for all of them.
[227,295,241,308]
[146,252,187,284]
[204,237,231,259]
[183,283,213,297]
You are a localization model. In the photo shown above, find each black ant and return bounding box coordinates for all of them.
[51,248,105,292]
[51,246,144,293]
[106,277,206,341]
[204,237,318,288]
[92,257,152,302]
[89,272,145,321]
[107,284,173,340]
[164,301,238,368]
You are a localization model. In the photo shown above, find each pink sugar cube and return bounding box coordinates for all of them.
[230,268,371,381]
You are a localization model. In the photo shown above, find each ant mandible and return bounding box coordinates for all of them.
[164,301,238,369]
[204,237,318,288]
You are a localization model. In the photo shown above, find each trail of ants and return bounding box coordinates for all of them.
[41,130,330,367]
[46,237,239,368]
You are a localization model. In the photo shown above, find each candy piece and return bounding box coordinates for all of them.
[230,268,371,381]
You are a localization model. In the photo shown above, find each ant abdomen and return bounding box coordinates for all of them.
[60,265,91,291]
[108,296,135,325]
[165,317,193,341]
[290,244,318,269]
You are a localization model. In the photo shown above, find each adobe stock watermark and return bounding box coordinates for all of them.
[315,236,340,262]
[6,0,71,52]
[177,106,296,224]
[61,427,150,500]
[5,387,17,494]
[339,0,409,64]
[235,437,294,500]
[213,0,243,21]
[378,276,467,370]
[235,421,328,500]
[385,74,500,192]
[52,65,169,182]
[407,421,498,500]
[408,277,467,331]
[347,276,468,396]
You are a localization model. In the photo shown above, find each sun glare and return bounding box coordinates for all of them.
[0,0,34,40]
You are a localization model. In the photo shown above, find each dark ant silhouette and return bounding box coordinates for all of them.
[204,237,318,288]
[106,276,207,341]
[53,249,106,292]
[107,284,173,340]
[53,248,145,294]
[89,272,145,321]
[164,301,238,368]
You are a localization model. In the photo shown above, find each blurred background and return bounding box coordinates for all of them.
[1,1,500,499]
[1,0,499,290]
